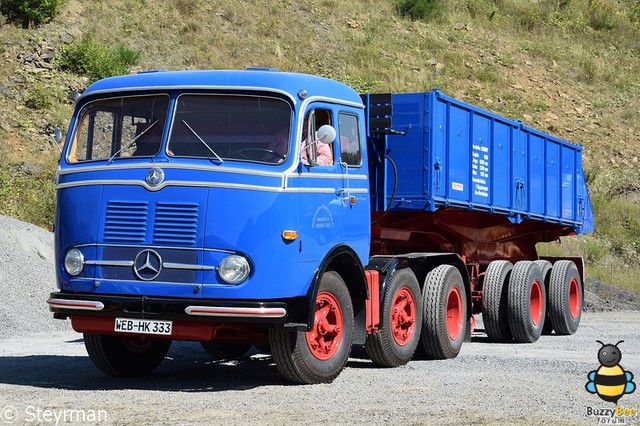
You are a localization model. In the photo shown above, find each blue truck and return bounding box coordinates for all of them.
[48,69,594,384]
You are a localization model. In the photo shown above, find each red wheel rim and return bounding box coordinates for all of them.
[305,291,344,360]
[446,286,463,341]
[390,287,417,346]
[569,277,580,319]
[529,280,543,326]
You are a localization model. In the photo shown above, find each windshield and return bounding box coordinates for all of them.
[68,95,170,163]
[167,94,291,164]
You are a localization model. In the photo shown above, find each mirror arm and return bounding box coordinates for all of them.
[50,127,62,153]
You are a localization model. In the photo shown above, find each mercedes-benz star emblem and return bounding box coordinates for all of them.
[133,249,163,281]
[146,168,164,187]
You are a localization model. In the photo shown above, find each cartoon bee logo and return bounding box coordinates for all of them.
[586,340,636,403]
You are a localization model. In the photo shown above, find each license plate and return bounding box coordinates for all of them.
[114,318,173,336]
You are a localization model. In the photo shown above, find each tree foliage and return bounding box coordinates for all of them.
[0,0,64,28]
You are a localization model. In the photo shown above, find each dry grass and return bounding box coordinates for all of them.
[0,0,639,291]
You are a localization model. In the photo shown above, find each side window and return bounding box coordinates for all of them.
[338,113,361,166]
[302,108,334,166]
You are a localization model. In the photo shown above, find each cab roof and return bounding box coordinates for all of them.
[81,69,364,106]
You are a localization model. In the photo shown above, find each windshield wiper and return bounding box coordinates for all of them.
[107,120,158,165]
[182,120,224,164]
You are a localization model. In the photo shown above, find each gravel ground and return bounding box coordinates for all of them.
[1,313,639,425]
[0,215,639,425]
[0,215,67,338]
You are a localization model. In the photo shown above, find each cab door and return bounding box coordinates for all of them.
[296,104,369,264]
[336,110,370,262]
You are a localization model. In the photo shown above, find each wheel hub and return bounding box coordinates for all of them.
[306,291,344,360]
[391,288,416,346]
[446,286,463,341]
[529,280,543,326]
[569,277,580,319]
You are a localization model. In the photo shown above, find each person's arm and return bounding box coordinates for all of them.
[315,140,333,165]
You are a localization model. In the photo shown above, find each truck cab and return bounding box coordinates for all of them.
[50,70,372,382]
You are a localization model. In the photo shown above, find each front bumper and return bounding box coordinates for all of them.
[48,292,307,341]
[48,292,290,323]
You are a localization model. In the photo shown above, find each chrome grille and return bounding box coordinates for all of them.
[101,246,198,283]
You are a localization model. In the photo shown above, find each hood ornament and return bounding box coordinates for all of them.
[146,168,164,187]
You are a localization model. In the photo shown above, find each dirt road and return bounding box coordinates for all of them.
[1,311,638,425]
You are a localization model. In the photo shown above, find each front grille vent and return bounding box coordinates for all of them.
[153,202,199,246]
[104,201,148,243]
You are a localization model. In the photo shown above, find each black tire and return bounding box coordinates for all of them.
[365,268,422,367]
[83,333,171,377]
[549,260,582,335]
[508,261,546,343]
[533,260,554,335]
[421,265,467,359]
[268,271,354,384]
[201,341,252,360]
[482,260,513,342]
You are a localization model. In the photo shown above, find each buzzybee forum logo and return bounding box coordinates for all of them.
[585,340,637,424]
[586,341,636,403]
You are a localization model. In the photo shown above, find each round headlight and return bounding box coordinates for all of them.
[218,255,250,284]
[64,248,84,276]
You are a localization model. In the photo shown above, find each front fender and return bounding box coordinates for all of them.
[287,245,367,332]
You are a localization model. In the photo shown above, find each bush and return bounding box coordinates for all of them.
[580,235,610,262]
[462,0,495,20]
[591,193,640,260]
[25,83,52,110]
[512,2,546,31]
[0,0,63,28]
[630,0,640,22]
[58,35,141,81]
[587,0,617,30]
[396,0,446,21]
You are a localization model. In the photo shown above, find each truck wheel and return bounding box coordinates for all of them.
[269,271,354,384]
[533,260,554,335]
[508,261,546,343]
[482,260,513,342]
[83,333,171,377]
[365,267,422,367]
[549,260,582,335]
[421,265,467,359]
[201,341,252,360]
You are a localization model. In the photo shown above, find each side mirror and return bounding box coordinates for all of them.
[50,127,62,152]
[316,125,336,145]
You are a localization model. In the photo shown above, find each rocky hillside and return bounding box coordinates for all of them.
[0,0,639,292]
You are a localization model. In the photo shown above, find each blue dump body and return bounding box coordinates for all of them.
[367,90,594,234]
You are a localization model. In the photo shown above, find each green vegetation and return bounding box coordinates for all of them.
[539,171,640,293]
[396,0,445,21]
[58,36,142,81]
[25,82,53,110]
[0,0,638,294]
[0,0,64,28]
[0,156,57,226]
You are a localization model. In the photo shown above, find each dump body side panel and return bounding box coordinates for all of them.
[376,90,593,234]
